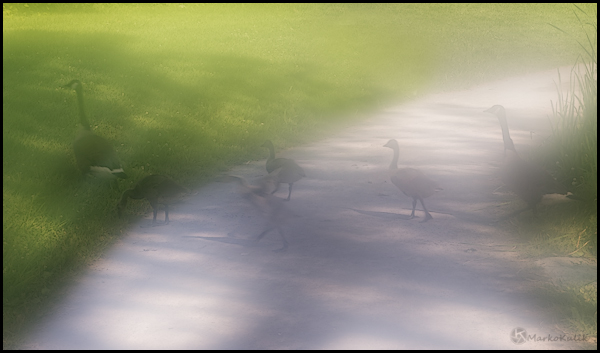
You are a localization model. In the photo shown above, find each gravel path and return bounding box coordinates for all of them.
[21,66,595,349]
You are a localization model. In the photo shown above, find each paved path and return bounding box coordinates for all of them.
[22,67,593,349]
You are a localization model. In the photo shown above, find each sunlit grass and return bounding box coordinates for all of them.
[3,3,596,348]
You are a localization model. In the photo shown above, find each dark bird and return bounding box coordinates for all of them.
[261,140,305,201]
[63,80,127,179]
[484,105,568,218]
[118,175,189,225]
[384,139,442,222]
[221,169,289,252]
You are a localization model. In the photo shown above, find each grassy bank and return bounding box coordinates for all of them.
[3,3,596,348]
[521,5,597,339]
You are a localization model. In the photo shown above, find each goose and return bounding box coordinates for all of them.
[261,140,305,201]
[221,169,288,252]
[484,105,568,217]
[384,139,441,222]
[62,80,127,179]
[118,175,189,225]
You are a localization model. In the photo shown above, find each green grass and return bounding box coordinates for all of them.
[527,280,597,341]
[519,6,597,341]
[3,3,597,348]
[526,4,597,255]
[547,5,597,203]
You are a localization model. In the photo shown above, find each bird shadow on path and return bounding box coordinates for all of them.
[181,235,257,247]
[347,207,413,220]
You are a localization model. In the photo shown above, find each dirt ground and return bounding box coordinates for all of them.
[21,67,596,349]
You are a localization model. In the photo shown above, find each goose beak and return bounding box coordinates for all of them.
[62,81,79,90]
[484,105,502,114]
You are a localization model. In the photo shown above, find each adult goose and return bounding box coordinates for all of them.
[63,80,127,178]
[384,139,441,222]
[261,140,305,201]
[484,105,568,217]
[118,175,188,225]
[222,169,288,252]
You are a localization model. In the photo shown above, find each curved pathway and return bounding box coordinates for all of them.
[21,67,594,349]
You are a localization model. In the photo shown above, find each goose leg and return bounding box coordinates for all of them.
[419,198,433,223]
[286,183,293,201]
[152,207,158,225]
[149,199,160,226]
[409,199,417,219]
[164,204,170,225]
[274,226,288,252]
[255,225,274,243]
[270,182,281,195]
[255,224,288,252]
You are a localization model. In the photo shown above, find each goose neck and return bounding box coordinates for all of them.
[75,87,90,130]
[266,144,275,161]
[389,146,399,170]
[118,190,132,208]
[496,111,515,152]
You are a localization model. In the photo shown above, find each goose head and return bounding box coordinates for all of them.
[484,104,517,154]
[383,139,399,150]
[62,79,82,91]
[261,140,275,149]
[484,105,505,116]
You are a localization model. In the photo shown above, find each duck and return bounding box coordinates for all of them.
[484,105,568,217]
[384,139,441,222]
[62,80,127,179]
[261,140,305,201]
[118,175,188,225]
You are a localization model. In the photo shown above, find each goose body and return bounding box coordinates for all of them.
[222,169,288,252]
[118,175,188,225]
[63,80,127,179]
[261,140,305,201]
[384,139,441,222]
[484,105,567,216]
